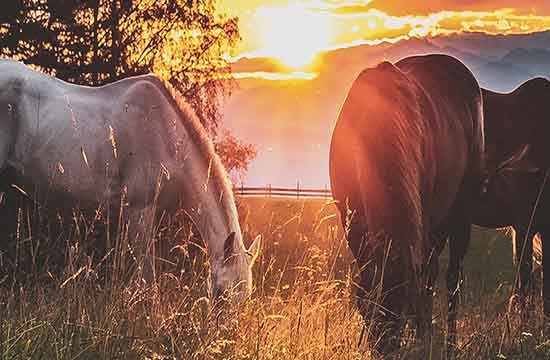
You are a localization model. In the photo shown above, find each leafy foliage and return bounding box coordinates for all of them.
[215,130,257,183]
[1,0,257,177]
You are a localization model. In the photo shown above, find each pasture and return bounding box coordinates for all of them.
[1,197,549,359]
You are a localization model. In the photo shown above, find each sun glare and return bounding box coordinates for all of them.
[256,5,332,69]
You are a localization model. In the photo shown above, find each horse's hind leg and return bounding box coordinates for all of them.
[417,236,446,358]
[447,218,471,360]
[344,209,404,355]
[539,227,550,317]
[513,225,535,314]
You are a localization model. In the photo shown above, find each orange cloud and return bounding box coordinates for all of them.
[321,7,550,51]
[227,1,550,77]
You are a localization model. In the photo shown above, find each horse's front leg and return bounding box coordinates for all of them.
[512,226,535,315]
[127,205,157,284]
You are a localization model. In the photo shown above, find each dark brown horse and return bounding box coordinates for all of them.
[329,54,485,357]
[474,77,550,314]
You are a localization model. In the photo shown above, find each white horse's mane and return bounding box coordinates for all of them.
[151,77,239,231]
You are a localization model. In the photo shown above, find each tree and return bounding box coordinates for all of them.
[1,0,257,178]
[215,131,257,184]
[0,0,238,132]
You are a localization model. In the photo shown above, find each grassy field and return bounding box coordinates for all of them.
[1,197,549,359]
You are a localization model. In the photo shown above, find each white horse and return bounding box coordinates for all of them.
[0,58,260,301]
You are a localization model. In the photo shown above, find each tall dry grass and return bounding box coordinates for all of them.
[1,197,550,359]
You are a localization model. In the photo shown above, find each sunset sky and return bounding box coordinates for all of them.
[221,0,550,71]
[218,1,550,187]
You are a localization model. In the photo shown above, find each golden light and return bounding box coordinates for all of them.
[367,18,377,29]
[228,2,550,70]
[255,5,332,69]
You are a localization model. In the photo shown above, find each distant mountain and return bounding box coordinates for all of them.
[437,46,489,69]
[224,32,550,187]
[429,31,550,59]
[501,48,550,76]
[473,61,533,92]
[468,47,550,92]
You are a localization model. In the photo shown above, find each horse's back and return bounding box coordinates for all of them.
[330,61,423,220]
[396,54,480,94]
[512,78,550,169]
[482,78,550,168]
[475,77,550,229]
[4,66,186,211]
[331,54,483,226]
[396,54,484,165]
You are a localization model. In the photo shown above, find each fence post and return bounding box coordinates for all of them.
[232,184,333,198]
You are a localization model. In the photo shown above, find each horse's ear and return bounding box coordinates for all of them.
[247,235,261,267]
[223,232,236,261]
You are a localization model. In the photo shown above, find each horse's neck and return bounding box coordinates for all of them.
[181,148,244,263]
[193,193,242,260]
[186,183,243,262]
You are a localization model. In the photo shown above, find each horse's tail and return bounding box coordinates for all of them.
[336,62,426,296]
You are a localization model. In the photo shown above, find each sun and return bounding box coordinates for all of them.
[256,5,332,69]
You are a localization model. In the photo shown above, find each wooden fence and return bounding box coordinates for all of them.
[233,183,332,199]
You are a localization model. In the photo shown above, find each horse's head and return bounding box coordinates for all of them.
[482,144,539,197]
[211,232,261,303]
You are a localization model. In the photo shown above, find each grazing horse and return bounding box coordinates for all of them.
[474,77,550,314]
[0,59,260,301]
[330,54,485,357]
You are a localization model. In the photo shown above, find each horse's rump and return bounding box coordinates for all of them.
[330,61,427,295]
[330,54,484,307]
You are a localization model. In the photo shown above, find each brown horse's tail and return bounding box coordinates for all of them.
[336,62,427,305]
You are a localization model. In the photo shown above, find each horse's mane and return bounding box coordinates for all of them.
[150,76,239,232]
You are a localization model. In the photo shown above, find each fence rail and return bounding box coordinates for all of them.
[233,184,332,199]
